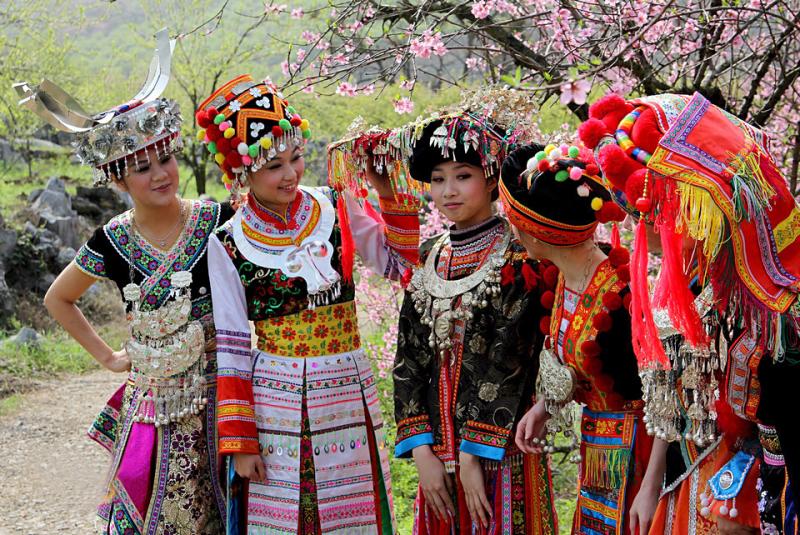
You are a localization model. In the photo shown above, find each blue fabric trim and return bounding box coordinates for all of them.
[709,450,756,500]
[394,433,434,458]
[459,439,505,461]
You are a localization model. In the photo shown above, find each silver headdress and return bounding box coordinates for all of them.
[14,28,182,187]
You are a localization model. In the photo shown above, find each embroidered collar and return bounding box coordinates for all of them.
[247,190,303,229]
[104,199,219,309]
[231,186,340,304]
[448,215,502,248]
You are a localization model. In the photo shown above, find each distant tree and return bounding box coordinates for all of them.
[0,3,78,177]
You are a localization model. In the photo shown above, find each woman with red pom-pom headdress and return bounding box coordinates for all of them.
[579,91,800,534]
[499,140,664,535]
[198,74,423,534]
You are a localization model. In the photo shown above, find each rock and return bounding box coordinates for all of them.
[0,267,14,325]
[27,189,43,204]
[30,190,74,219]
[56,247,77,270]
[70,196,102,219]
[0,227,17,262]
[8,327,40,347]
[45,177,66,192]
[39,212,80,250]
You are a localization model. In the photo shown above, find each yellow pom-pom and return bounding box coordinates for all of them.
[214,153,226,165]
[591,197,603,211]
[196,129,206,141]
[260,137,273,149]
[544,144,557,155]
[221,174,232,185]
[300,119,310,130]
[223,127,235,139]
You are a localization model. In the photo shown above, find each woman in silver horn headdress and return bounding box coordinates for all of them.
[19,29,232,534]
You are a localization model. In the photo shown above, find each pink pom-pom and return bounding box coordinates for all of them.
[569,167,583,180]
[219,120,232,131]
[242,155,253,166]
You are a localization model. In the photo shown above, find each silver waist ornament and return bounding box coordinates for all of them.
[642,285,721,445]
[123,270,207,427]
[408,224,510,354]
[535,345,579,455]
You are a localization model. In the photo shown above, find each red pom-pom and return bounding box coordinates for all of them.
[271,125,284,137]
[290,114,303,127]
[581,340,602,358]
[585,163,599,176]
[622,292,632,310]
[216,138,231,154]
[521,262,539,292]
[588,94,635,134]
[635,197,652,213]
[543,265,559,289]
[602,292,623,310]
[401,267,413,289]
[229,136,242,149]
[501,263,515,287]
[206,126,222,142]
[196,110,211,128]
[597,144,644,191]
[540,290,555,310]
[539,316,552,335]
[206,106,219,117]
[583,357,603,375]
[617,264,631,283]
[537,159,551,172]
[630,107,663,155]
[608,247,630,268]
[595,374,614,392]
[578,118,611,150]
[225,152,243,168]
[595,202,626,224]
[624,169,647,205]
[592,312,613,332]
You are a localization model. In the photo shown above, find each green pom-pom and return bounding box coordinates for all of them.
[213,113,226,125]
[302,129,312,139]
[535,151,547,161]
[207,141,217,154]
[278,118,292,131]
[248,144,259,158]
[286,106,296,115]
[555,170,569,182]
[568,146,580,158]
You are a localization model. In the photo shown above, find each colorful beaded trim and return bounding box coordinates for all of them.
[615,106,652,165]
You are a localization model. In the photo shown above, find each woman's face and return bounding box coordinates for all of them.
[429,161,496,228]
[113,147,179,209]
[248,144,304,213]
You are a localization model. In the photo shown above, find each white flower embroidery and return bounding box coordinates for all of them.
[255,96,271,109]
[250,122,266,137]
[249,87,262,97]
[228,100,241,112]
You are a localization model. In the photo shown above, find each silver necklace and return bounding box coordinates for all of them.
[132,200,187,249]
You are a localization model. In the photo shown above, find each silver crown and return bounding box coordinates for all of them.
[13,28,181,186]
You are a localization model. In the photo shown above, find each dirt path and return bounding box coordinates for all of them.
[0,369,122,534]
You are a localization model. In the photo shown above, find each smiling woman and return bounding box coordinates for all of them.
[197,74,421,534]
[392,109,559,535]
[19,31,235,535]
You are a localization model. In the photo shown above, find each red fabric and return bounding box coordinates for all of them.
[336,195,355,283]
[629,220,669,367]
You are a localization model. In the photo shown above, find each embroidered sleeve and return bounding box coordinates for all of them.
[73,226,110,279]
[344,192,420,281]
[378,194,420,279]
[208,234,260,455]
[460,256,544,461]
[393,287,435,457]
